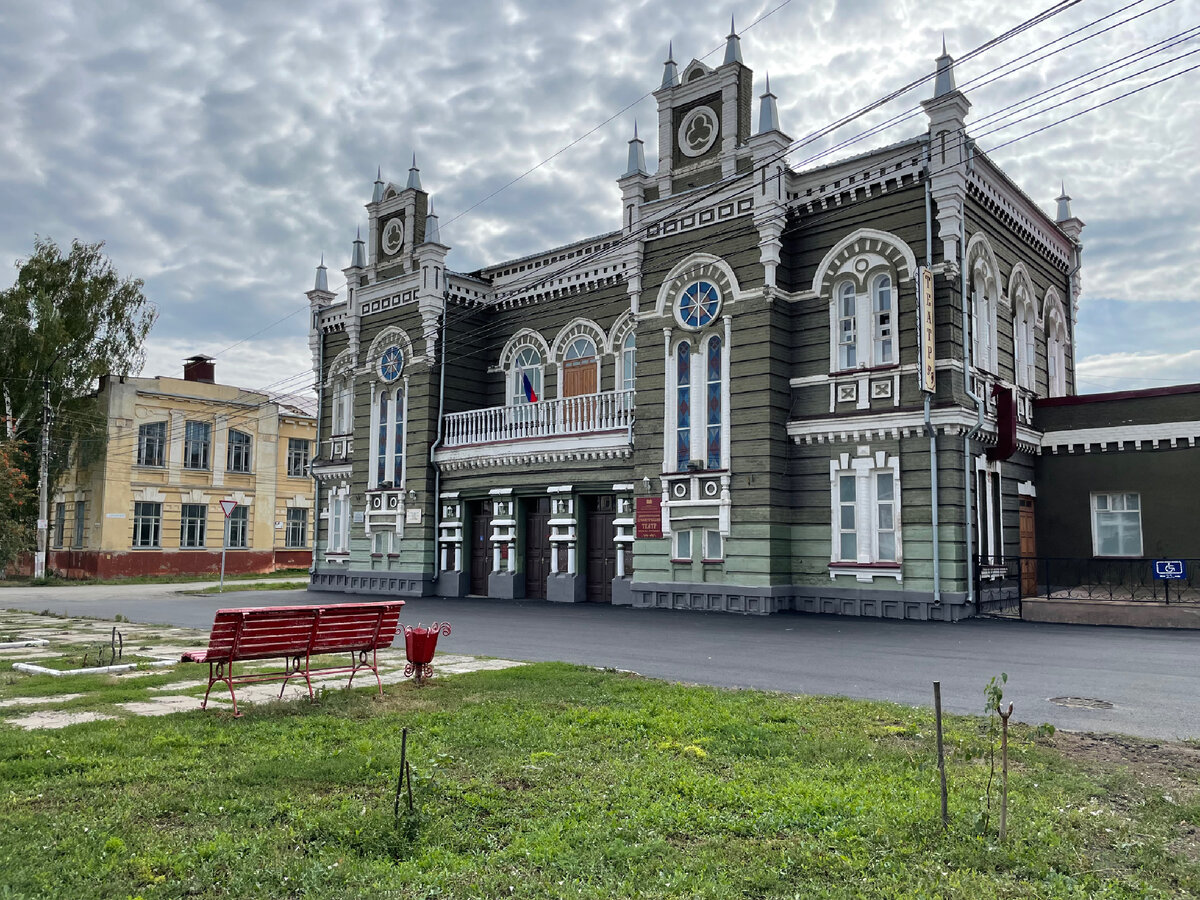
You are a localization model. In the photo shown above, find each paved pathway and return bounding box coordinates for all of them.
[4,584,1198,740]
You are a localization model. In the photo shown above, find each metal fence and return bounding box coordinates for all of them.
[974,557,1200,614]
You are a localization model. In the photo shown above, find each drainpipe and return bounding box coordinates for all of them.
[429,293,449,587]
[311,330,324,582]
[961,142,986,606]
[923,162,941,607]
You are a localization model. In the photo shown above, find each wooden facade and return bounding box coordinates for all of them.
[305,37,1089,619]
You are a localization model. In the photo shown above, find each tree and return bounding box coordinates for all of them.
[0,441,34,576]
[0,237,157,573]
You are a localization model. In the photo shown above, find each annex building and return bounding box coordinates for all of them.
[303,29,1194,620]
[49,357,316,579]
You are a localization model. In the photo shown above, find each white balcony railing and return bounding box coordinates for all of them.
[443,390,634,448]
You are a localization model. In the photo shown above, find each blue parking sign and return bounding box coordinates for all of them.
[1154,560,1187,580]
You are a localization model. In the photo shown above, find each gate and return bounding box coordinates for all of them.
[974,556,1023,616]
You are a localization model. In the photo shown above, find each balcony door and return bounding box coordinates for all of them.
[562,337,598,431]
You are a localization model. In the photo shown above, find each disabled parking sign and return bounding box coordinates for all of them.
[1153,559,1186,580]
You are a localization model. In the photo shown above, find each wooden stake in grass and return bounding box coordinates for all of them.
[998,701,1014,842]
[394,727,408,819]
[934,681,948,829]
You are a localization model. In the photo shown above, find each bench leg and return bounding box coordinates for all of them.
[201,662,218,710]
[224,661,242,718]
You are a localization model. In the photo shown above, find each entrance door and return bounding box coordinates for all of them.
[1019,497,1037,596]
[469,500,493,596]
[524,497,551,599]
[585,495,616,603]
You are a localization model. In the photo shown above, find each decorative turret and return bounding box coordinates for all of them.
[933,36,956,97]
[406,153,422,191]
[922,41,972,267]
[372,166,385,204]
[1055,182,1085,242]
[423,199,442,245]
[661,42,679,90]
[414,196,449,361]
[313,255,329,293]
[757,72,781,135]
[723,15,742,66]
[625,120,648,177]
[306,254,336,380]
[350,227,367,269]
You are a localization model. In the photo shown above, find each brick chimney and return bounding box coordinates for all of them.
[183,355,216,383]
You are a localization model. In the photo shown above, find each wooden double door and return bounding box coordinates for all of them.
[469,500,493,596]
[584,495,616,604]
[1019,497,1037,596]
[524,498,552,600]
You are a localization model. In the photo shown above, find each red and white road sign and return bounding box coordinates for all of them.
[219,499,238,518]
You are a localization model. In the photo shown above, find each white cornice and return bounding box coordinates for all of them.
[787,407,1042,455]
[1041,420,1200,454]
[433,431,633,472]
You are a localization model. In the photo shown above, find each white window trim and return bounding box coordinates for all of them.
[702,528,724,562]
[331,378,354,436]
[557,336,600,399]
[974,456,1005,566]
[508,346,544,407]
[325,485,352,556]
[619,331,637,393]
[827,267,897,374]
[1090,492,1144,558]
[829,449,902,582]
[673,528,692,562]
[368,376,409,490]
[662,317,731,474]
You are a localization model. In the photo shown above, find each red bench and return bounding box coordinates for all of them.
[181,601,405,716]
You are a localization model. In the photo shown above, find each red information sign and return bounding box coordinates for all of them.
[635,497,663,539]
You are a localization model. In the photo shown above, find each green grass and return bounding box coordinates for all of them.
[186,581,310,595]
[0,568,310,588]
[1,664,1197,899]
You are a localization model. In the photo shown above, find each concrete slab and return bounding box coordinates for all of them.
[0,693,84,708]
[6,710,118,730]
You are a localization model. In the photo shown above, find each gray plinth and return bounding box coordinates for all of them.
[611,576,634,606]
[436,569,470,598]
[547,573,585,603]
[488,570,524,600]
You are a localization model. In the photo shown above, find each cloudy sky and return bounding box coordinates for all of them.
[1,0,1197,398]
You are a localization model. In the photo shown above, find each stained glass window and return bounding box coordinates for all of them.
[677,342,690,470]
[377,390,389,486]
[392,389,404,486]
[706,335,722,469]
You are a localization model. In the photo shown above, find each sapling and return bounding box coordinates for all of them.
[982,672,1007,835]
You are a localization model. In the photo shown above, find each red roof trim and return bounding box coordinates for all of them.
[1035,383,1200,408]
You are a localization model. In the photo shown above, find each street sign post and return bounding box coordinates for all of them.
[219,500,238,592]
[1153,559,1186,604]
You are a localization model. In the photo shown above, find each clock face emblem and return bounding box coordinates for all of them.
[379,345,403,383]
[677,280,721,329]
[678,106,719,158]
[382,219,403,256]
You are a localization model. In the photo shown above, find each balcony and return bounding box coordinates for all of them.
[435,390,635,472]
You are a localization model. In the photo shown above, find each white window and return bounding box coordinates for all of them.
[1014,295,1036,390]
[369,385,405,489]
[180,503,207,548]
[1092,493,1142,557]
[285,508,307,549]
[830,453,902,568]
[511,346,542,407]
[133,502,161,548]
[184,421,211,470]
[287,438,310,477]
[1047,305,1068,397]
[332,378,353,435]
[832,275,895,371]
[329,491,350,553]
[371,530,392,555]
[227,429,252,474]
[227,506,248,549]
[971,276,997,373]
[975,460,1005,566]
[137,422,166,467]
[704,528,723,562]
[673,529,692,562]
[621,332,636,393]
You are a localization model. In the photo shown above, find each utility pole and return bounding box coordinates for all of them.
[35,378,50,579]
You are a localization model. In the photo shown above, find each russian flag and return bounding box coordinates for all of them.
[522,372,538,403]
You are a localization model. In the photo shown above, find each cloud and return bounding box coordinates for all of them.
[0,0,1196,402]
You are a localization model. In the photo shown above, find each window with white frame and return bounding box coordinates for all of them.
[285,508,307,549]
[510,346,542,408]
[832,274,895,371]
[703,528,723,562]
[53,502,65,548]
[370,385,405,489]
[73,501,86,548]
[137,422,166,467]
[673,528,692,562]
[331,377,353,435]
[329,491,350,553]
[970,274,997,373]
[287,438,310,477]
[180,503,207,548]
[133,502,161,548]
[1047,306,1068,397]
[830,453,902,567]
[1013,285,1036,390]
[620,332,636,394]
[1091,492,1142,557]
[974,461,1004,565]
[227,506,248,549]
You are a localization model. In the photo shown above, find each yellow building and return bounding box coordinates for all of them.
[49,356,316,578]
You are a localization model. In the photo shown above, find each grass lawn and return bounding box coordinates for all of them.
[1,664,1197,899]
[185,581,311,595]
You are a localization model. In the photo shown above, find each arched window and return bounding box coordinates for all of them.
[706,335,722,470]
[511,347,542,406]
[872,274,894,365]
[837,282,857,369]
[677,342,691,470]
[971,277,994,373]
[370,386,405,489]
[621,332,636,393]
[331,377,353,435]
[1047,304,1068,397]
[1013,284,1036,390]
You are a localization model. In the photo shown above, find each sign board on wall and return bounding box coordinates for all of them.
[917,266,936,394]
[406,508,423,524]
[635,497,663,539]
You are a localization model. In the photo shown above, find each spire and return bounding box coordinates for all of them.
[933,43,957,98]
[757,72,780,134]
[723,15,742,65]
[314,254,329,292]
[351,227,366,269]
[424,198,441,244]
[1056,182,1073,222]
[406,153,422,191]
[661,41,679,89]
[625,119,648,176]
[372,166,385,203]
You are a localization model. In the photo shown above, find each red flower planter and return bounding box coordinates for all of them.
[404,622,451,685]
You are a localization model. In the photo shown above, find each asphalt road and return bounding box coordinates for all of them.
[4,584,1197,740]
